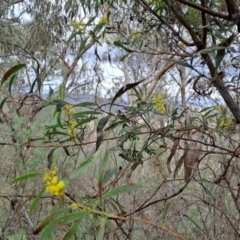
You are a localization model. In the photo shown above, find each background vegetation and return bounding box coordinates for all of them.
[1,0,240,239]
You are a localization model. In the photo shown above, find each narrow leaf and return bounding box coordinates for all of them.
[47,148,57,168]
[73,111,102,117]
[63,222,81,240]
[30,188,46,214]
[69,156,94,179]
[110,78,147,110]
[74,102,97,107]
[96,115,110,151]
[0,97,8,110]
[98,151,109,183]
[33,208,69,235]
[76,117,97,127]
[59,84,65,100]
[103,167,118,184]
[114,40,133,52]
[163,58,192,68]
[96,218,107,240]
[8,74,17,95]
[12,172,43,183]
[162,202,171,223]
[102,184,142,200]
[2,63,26,84]
[56,211,87,223]
[79,38,88,53]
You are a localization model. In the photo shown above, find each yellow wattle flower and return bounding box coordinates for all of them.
[153,94,167,114]
[43,168,65,196]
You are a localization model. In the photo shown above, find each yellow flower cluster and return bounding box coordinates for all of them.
[218,115,234,129]
[68,119,78,138]
[71,20,86,31]
[153,94,167,114]
[43,167,65,196]
[63,104,74,118]
[63,104,77,138]
[99,17,109,25]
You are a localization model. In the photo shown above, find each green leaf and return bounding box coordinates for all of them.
[132,88,142,101]
[45,131,70,137]
[47,148,57,168]
[69,156,94,179]
[102,184,142,200]
[103,167,118,184]
[106,218,116,231]
[74,102,97,107]
[98,151,109,183]
[58,84,65,100]
[63,147,70,156]
[162,202,171,223]
[215,34,235,69]
[53,100,67,112]
[63,222,81,240]
[56,111,62,127]
[96,115,110,151]
[8,74,17,95]
[79,38,88,53]
[114,40,133,52]
[67,31,82,42]
[110,78,147,111]
[40,211,88,239]
[96,218,107,240]
[200,107,213,113]
[30,188,46,214]
[120,53,130,61]
[1,63,26,85]
[76,117,97,127]
[0,97,8,110]
[12,172,43,183]
[109,197,125,209]
[86,16,96,25]
[54,211,87,224]
[163,58,192,68]
[73,111,102,117]
[34,207,69,236]
[199,46,226,54]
